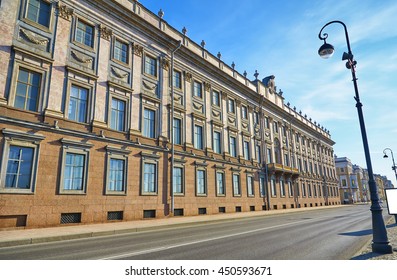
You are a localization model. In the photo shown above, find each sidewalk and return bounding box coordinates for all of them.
[1,205,396,260]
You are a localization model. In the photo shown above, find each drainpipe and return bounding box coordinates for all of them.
[170,40,182,215]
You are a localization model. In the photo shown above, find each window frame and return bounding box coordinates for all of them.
[194,124,204,150]
[144,54,157,77]
[232,173,241,197]
[213,130,222,154]
[113,37,129,65]
[215,170,225,196]
[14,67,42,112]
[228,98,235,114]
[270,176,277,197]
[193,80,203,98]
[247,175,255,197]
[173,117,182,145]
[59,140,92,195]
[22,0,53,31]
[172,70,182,89]
[212,90,220,107]
[142,107,156,139]
[0,130,44,194]
[105,146,129,195]
[259,176,266,197]
[243,140,250,160]
[74,17,95,49]
[141,160,158,195]
[66,83,91,124]
[241,105,248,119]
[229,135,237,157]
[109,96,127,132]
[173,165,185,195]
[195,168,207,196]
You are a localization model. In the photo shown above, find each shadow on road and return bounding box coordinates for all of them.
[339,228,372,237]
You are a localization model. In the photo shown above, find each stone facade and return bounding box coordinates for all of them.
[0,0,340,229]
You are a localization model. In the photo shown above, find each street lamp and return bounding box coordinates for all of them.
[383,148,397,182]
[383,148,397,223]
[318,21,392,254]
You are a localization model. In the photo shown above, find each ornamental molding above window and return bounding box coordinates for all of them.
[2,128,45,143]
[60,138,93,150]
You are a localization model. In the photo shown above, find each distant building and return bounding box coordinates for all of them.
[0,0,340,229]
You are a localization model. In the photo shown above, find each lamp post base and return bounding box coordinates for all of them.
[372,242,393,254]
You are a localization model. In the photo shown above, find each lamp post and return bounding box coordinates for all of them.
[383,148,397,223]
[318,21,392,254]
[383,148,397,182]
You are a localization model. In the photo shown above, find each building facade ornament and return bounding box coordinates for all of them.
[57,3,74,21]
[100,25,112,41]
[134,43,143,57]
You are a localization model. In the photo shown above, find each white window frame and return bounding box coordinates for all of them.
[216,171,225,196]
[141,155,159,195]
[0,129,44,194]
[59,139,92,195]
[196,168,207,196]
[105,146,130,195]
[232,173,241,196]
[247,175,254,197]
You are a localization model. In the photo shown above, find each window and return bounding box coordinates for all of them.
[256,145,261,163]
[288,181,293,197]
[264,117,270,129]
[243,141,250,160]
[144,55,157,77]
[110,98,126,131]
[75,19,94,48]
[247,176,254,196]
[196,169,206,195]
[284,154,289,167]
[143,108,156,138]
[266,148,272,163]
[216,172,225,196]
[143,163,157,194]
[63,153,85,191]
[302,183,306,197]
[308,184,312,197]
[260,177,266,197]
[271,177,277,196]
[68,85,88,123]
[253,112,259,125]
[273,121,278,134]
[193,81,202,98]
[3,146,34,190]
[213,131,221,154]
[173,167,183,194]
[342,179,347,187]
[228,99,235,113]
[173,70,181,89]
[229,136,237,157]
[194,125,203,150]
[280,178,286,197]
[212,90,220,106]
[26,0,51,28]
[114,39,128,63]
[15,68,41,112]
[173,118,182,145]
[233,174,241,196]
[241,106,248,119]
[107,158,126,192]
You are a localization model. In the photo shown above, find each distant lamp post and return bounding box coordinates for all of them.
[383,148,397,223]
[318,20,392,254]
[383,148,397,182]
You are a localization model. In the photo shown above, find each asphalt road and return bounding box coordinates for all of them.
[0,204,389,260]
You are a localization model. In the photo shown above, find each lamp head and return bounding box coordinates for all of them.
[318,41,334,59]
[383,154,389,158]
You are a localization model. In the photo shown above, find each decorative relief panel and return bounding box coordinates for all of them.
[19,28,49,47]
[134,44,143,57]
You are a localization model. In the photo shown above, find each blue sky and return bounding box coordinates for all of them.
[139,0,397,184]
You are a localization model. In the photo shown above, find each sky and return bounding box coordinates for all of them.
[139,0,397,185]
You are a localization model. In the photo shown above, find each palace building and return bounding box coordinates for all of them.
[0,0,340,229]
